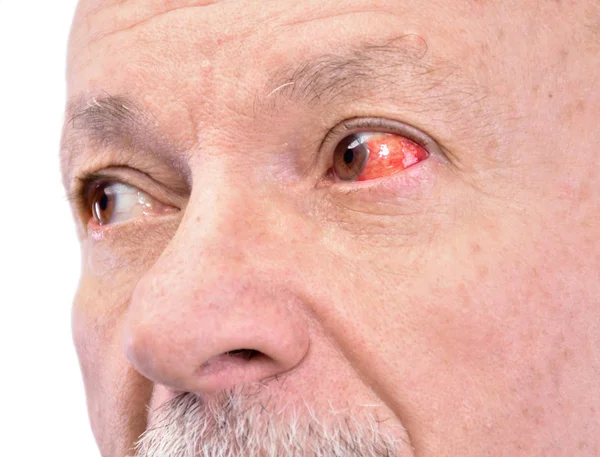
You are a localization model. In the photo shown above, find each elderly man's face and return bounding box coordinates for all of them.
[61,1,599,456]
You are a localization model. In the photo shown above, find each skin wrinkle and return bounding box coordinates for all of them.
[62,95,154,180]
[270,39,497,160]
[64,1,600,456]
[278,8,402,31]
[269,36,429,106]
[271,263,416,457]
[62,38,487,190]
[61,95,194,195]
[73,0,222,54]
[67,95,147,147]
[68,38,434,141]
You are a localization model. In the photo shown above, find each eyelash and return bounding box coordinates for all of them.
[68,172,127,221]
[320,117,440,180]
[324,118,390,145]
[323,117,437,151]
[67,119,439,222]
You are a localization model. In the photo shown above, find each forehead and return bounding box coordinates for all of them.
[71,0,430,46]
[66,1,487,127]
[67,0,475,91]
[64,0,479,173]
[66,0,579,189]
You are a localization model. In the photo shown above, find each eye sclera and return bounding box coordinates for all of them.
[89,181,177,227]
[70,165,186,231]
[322,117,442,183]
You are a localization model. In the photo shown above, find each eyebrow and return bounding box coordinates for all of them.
[61,94,159,176]
[67,94,146,139]
[266,36,430,105]
[61,36,481,183]
[262,35,481,114]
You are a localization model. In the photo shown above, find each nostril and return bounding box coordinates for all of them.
[198,349,266,377]
[194,347,280,392]
[225,349,261,361]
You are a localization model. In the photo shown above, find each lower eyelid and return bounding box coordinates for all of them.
[87,206,180,237]
[323,117,445,183]
[333,155,434,193]
[78,166,186,209]
[86,179,179,229]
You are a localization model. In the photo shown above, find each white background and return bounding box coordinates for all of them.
[0,1,100,455]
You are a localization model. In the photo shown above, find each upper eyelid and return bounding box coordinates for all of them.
[67,171,105,211]
[66,174,132,229]
[316,118,444,184]
[67,168,181,224]
[69,172,131,206]
[319,117,442,154]
[68,120,439,209]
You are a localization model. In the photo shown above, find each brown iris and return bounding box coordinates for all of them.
[91,183,115,225]
[333,134,370,181]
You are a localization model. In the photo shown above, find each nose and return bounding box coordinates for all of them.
[122,197,310,395]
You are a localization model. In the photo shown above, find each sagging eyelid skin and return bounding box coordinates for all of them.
[71,116,442,229]
[62,1,600,457]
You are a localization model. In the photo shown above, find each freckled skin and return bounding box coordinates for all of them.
[62,1,600,456]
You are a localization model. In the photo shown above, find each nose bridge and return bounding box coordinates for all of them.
[178,153,281,259]
[123,185,310,394]
[168,162,280,276]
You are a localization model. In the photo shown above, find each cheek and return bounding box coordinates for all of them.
[316,208,591,447]
[72,221,178,453]
[72,280,126,423]
[86,216,179,278]
[72,282,118,388]
[73,280,152,456]
[407,236,556,376]
[73,219,178,400]
[412,236,590,415]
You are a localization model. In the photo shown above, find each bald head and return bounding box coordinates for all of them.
[63,1,600,456]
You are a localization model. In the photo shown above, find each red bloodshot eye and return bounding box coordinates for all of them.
[333,132,428,182]
[357,133,428,181]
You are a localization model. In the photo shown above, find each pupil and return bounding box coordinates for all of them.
[343,149,354,164]
[99,193,109,211]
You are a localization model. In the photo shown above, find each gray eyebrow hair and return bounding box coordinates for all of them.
[68,94,144,136]
[265,36,430,104]
[63,94,153,152]
[259,35,480,115]
[61,94,167,183]
[61,36,484,181]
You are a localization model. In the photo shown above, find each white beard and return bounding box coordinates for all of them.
[133,389,408,457]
